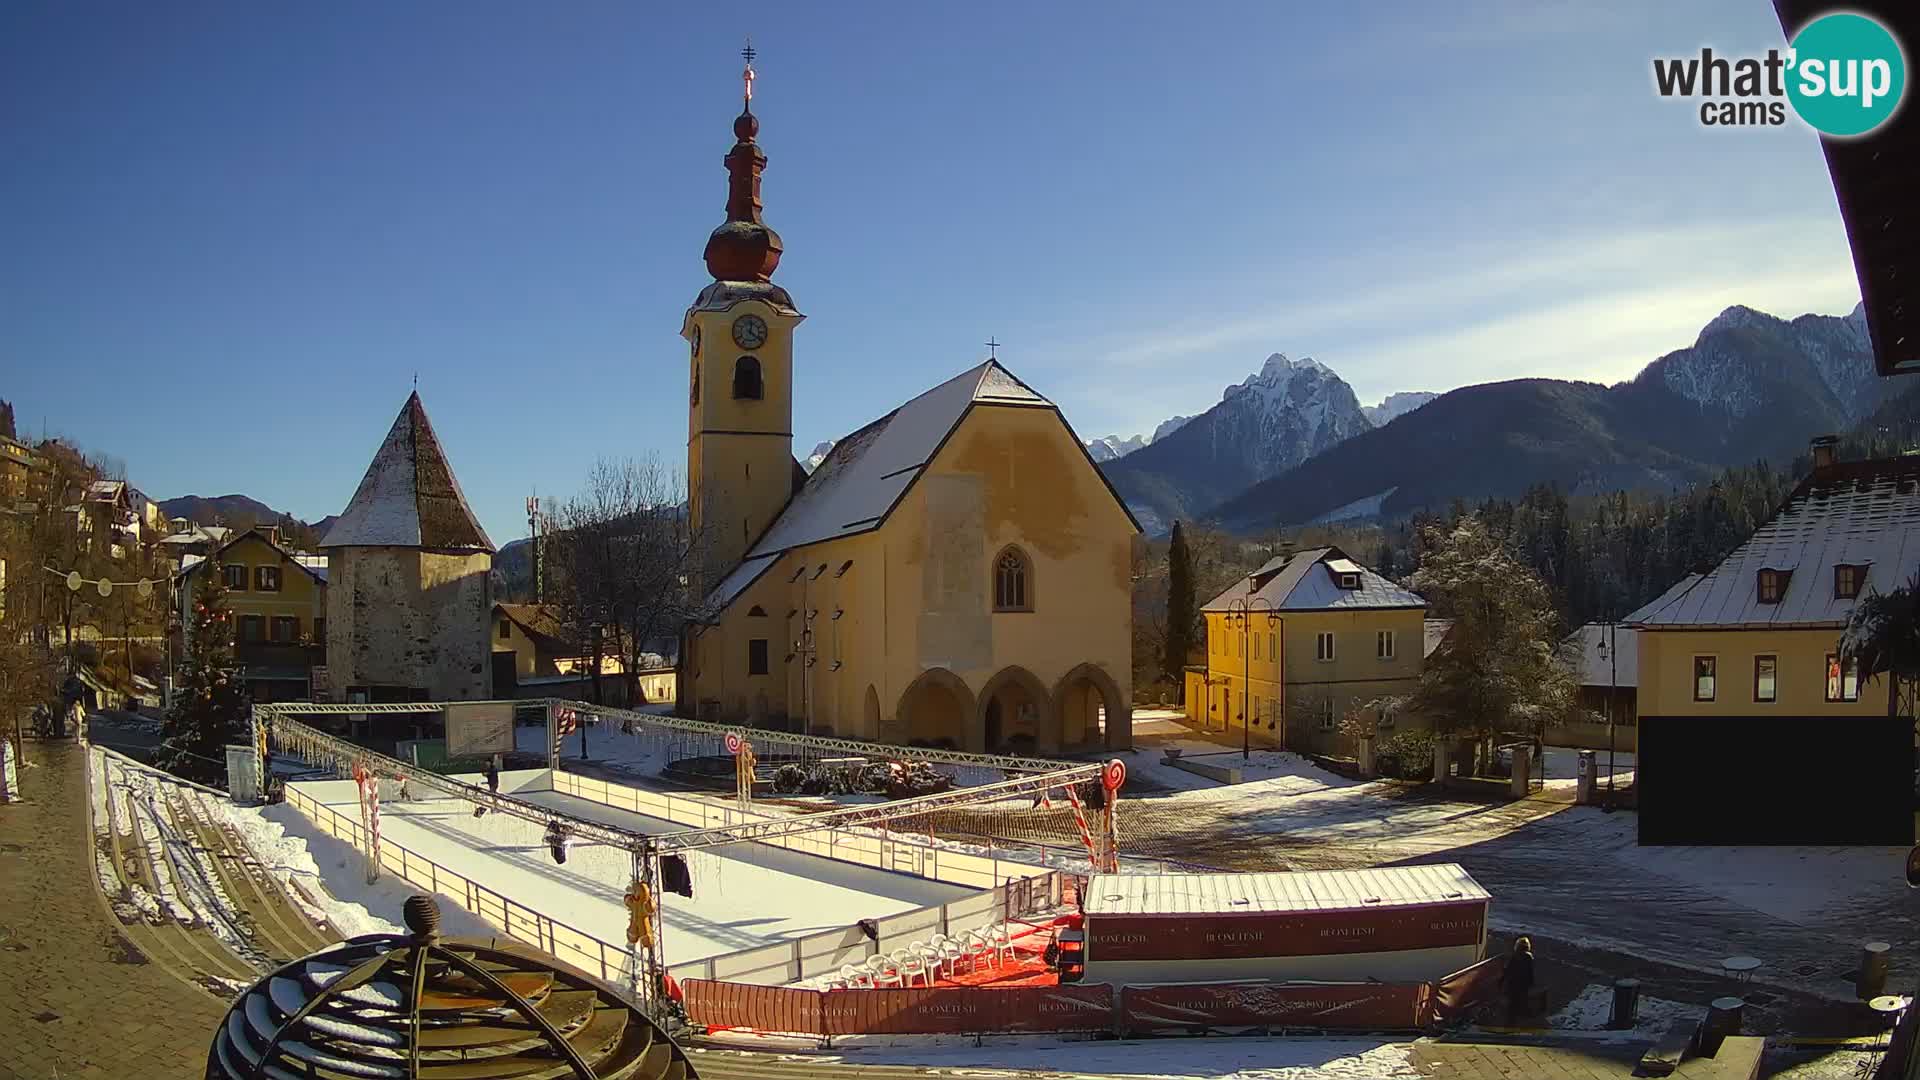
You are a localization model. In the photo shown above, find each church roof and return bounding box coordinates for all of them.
[706,359,1126,612]
[320,392,494,552]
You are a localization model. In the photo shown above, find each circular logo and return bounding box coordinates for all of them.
[725,731,743,756]
[1103,759,1127,791]
[1787,13,1907,137]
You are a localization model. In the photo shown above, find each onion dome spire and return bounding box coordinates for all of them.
[704,39,784,282]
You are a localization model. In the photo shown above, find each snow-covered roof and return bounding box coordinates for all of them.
[1564,623,1638,689]
[1633,456,1920,629]
[742,360,1046,561]
[321,392,493,552]
[1422,618,1453,658]
[1084,863,1488,917]
[1623,574,1702,624]
[706,553,779,612]
[85,480,125,501]
[177,529,328,585]
[1203,547,1425,613]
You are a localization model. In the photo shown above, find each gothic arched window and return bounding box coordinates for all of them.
[993,546,1032,612]
[732,356,763,400]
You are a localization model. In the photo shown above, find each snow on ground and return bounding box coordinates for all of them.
[216,798,496,939]
[1537,747,1635,789]
[1614,841,1901,925]
[694,1032,1418,1078]
[1120,741,1362,794]
[1548,982,1697,1032]
[294,779,973,969]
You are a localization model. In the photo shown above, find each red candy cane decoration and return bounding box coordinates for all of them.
[1101,760,1126,873]
[1063,784,1099,869]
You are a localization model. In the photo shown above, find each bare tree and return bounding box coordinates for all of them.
[547,456,713,707]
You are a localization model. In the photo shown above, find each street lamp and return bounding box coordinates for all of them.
[1225,597,1277,760]
[1595,617,1619,809]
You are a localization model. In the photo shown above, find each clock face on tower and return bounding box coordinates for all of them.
[731,314,769,350]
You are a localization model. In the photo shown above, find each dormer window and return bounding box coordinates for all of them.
[1756,569,1789,604]
[1325,557,1365,591]
[1338,573,1360,590]
[1834,564,1864,600]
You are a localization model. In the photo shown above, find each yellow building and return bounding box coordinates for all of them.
[176,526,328,702]
[1191,547,1428,753]
[490,602,679,707]
[678,67,1139,753]
[1629,442,1919,844]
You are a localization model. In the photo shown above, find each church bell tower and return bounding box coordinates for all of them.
[683,44,803,593]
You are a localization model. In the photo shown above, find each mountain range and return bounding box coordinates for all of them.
[1196,303,1879,534]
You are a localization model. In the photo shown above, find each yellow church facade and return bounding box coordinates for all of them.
[676,62,1138,753]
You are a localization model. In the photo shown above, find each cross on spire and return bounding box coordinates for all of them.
[742,38,756,104]
[985,337,1002,360]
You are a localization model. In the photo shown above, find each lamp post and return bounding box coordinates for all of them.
[1595,617,1618,809]
[1225,597,1277,760]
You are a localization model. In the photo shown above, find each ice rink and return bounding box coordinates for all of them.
[299,776,972,969]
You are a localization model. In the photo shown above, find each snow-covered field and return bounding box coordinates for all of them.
[696,1033,1419,1079]
[292,778,973,967]
[1120,741,1362,794]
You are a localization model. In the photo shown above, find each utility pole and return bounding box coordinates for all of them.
[525,495,543,603]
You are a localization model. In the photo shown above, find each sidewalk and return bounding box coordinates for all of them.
[0,739,227,1079]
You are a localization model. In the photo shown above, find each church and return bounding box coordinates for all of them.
[678,55,1139,753]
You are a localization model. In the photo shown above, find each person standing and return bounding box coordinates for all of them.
[1502,937,1536,1024]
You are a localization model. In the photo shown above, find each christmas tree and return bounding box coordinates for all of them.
[155,557,249,785]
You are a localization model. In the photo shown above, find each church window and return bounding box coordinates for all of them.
[732,356,763,400]
[747,605,767,617]
[993,546,1032,612]
[748,638,769,676]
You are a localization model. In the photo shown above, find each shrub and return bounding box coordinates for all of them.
[1378,730,1436,780]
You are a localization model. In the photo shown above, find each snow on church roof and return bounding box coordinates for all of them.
[702,361,1050,611]
[320,392,494,552]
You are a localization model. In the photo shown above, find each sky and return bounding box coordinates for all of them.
[0,1,1867,544]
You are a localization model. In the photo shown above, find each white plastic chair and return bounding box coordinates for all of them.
[987,926,1017,967]
[933,934,968,977]
[892,948,931,988]
[864,953,902,988]
[962,929,997,970]
[915,941,948,983]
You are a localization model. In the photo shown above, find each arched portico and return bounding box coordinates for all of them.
[976,666,1052,755]
[1053,662,1131,751]
[895,667,976,751]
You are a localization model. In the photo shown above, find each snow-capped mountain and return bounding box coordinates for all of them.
[1085,434,1148,463]
[1103,352,1373,529]
[1361,392,1438,427]
[802,440,835,473]
[1649,303,1878,423]
[1152,414,1194,442]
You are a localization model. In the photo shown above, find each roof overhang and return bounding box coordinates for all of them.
[1774,0,1919,375]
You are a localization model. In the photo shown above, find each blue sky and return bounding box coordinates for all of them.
[0,1,1865,544]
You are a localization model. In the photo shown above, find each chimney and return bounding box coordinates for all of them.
[1811,435,1839,470]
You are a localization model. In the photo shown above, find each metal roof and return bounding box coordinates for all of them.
[1564,623,1638,689]
[1203,547,1425,613]
[1634,457,1920,630]
[1083,864,1488,917]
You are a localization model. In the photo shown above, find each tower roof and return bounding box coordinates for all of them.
[703,46,784,284]
[320,392,494,551]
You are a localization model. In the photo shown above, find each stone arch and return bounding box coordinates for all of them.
[1053,662,1130,751]
[976,666,1052,755]
[862,684,882,741]
[895,667,975,751]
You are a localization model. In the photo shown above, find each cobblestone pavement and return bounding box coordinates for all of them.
[0,739,227,1080]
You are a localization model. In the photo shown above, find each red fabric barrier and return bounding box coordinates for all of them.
[682,979,822,1034]
[1119,981,1430,1034]
[1088,900,1486,962]
[819,984,1113,1036]
[1424,954,1507,1026]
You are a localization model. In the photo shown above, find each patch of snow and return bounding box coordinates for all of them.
[1308,487,1399,525]
[695,1032,1418,1078]
[1549,982,1697,1032]
[1119,740,1361,795]
[1360,392,1437,427]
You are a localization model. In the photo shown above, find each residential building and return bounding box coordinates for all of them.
[159,519,233,567]
[79,480,136,559]
[491,602,678,707]
[176,527,328,703]
[1190,547,1427,754]
[678,72,1138,752]
[320,392,494,705]
[1630,440,1920,843]
[0,435,41,505]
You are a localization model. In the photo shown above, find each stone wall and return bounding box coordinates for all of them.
[325,546,491,702]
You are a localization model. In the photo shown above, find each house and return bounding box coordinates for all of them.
[0,435,41,505]
[320,393,494,706]
[176,526,328,703]
[159,519,233,566]
[1629,439,1919,843]
[1559,623,1640,751]
[79,480,137,559]
[1190,547,1427,754]
[492,602,681,708]
[677,67,1138,752]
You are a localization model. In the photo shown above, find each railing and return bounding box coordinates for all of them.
[281,784,637,991]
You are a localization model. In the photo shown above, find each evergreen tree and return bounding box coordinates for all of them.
[1162,520,1195,695]
[155,558,248,785]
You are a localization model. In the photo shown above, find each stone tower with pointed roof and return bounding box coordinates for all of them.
[320,392,496,704]
[677,58,1141,751]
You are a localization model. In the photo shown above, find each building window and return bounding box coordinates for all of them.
[498,619,511,640]
[1827,653,1861,703]
[1252,635,1261,661]
[1337,572,1360,590]
[1315,632,1335,662]
[732,356,763,400]
[993,547,1032,612]
[255,565,281,592]
[748,638,769,676]
[240,614,265,643]
[1267,631,1276,659]
[1754,655,1777,703]
[1693,656,1716,702]
[1756,568,1788,604]
[1318,700,1337,731]
[223,564,247,590]
[272,616,299,643]
[1835,564,1863,599]
[1376,630,1395,660]
[1251,694,1261,725]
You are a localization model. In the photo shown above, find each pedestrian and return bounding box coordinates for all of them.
[1502,936,1536,1024]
